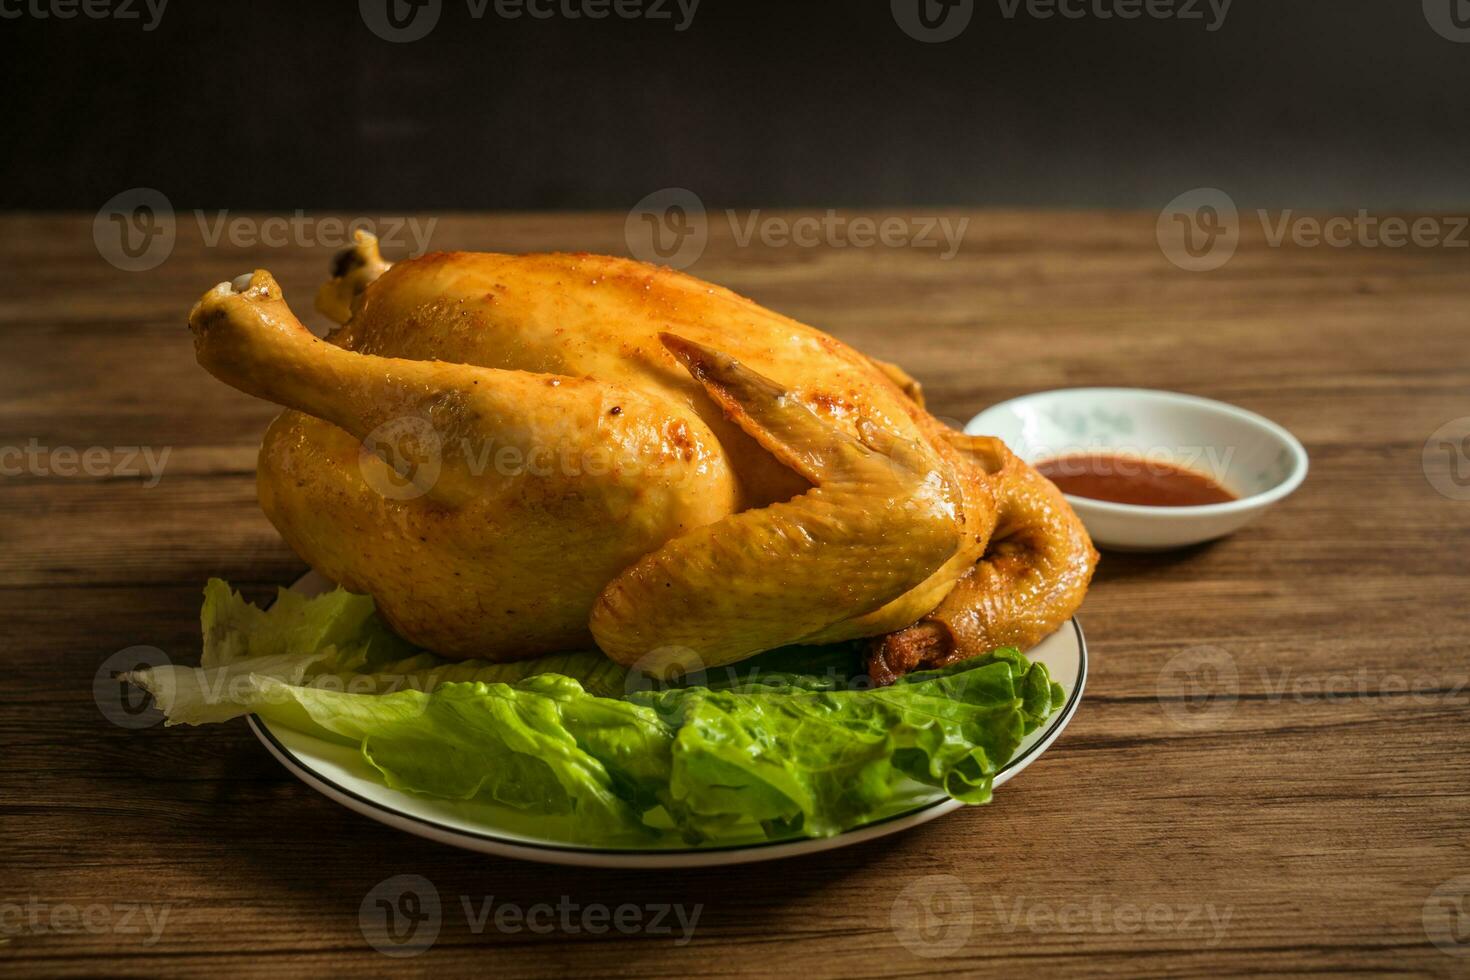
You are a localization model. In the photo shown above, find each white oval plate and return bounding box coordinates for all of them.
[248,572,1087,868]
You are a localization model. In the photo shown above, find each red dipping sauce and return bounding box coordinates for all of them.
[1036,453,1237,507]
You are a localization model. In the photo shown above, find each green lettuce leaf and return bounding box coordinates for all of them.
[248,674,669,844]
[125,579,1066,846]
[628,652,1061,839]
[126,580,629,724]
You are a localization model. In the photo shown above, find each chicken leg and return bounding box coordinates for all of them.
[867,434,1098,684]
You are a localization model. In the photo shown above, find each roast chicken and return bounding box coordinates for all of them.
[188,234,1096,681]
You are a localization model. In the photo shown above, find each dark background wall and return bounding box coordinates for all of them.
[4,0,1468,211]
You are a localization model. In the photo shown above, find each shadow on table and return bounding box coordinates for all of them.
[1090,539,1223,583]
[208,744,900,959]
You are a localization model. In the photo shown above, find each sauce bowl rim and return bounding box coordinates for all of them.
[964,386,1309,518]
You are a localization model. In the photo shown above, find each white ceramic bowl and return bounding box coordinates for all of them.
[966,388,1308,552]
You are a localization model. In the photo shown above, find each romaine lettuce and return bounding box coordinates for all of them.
[125,580,1064,846]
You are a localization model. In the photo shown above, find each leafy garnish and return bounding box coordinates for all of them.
[125,580,1064,845]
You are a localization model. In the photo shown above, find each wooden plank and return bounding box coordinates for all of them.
[2,212,1467,977]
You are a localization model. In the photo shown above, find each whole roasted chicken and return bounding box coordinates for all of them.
[189,234,1096,682]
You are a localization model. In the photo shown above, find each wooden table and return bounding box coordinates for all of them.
[4,211,1468,977]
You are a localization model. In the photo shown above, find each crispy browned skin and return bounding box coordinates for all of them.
[867,434,1099,685]
[189,234,1093,672]
[590,335,965,675]
[190,269,740,657]
[188,236,1006,666]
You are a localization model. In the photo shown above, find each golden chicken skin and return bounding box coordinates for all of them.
[187,233,1096,681]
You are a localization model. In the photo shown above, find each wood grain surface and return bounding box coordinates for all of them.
[2,211,1468,978]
